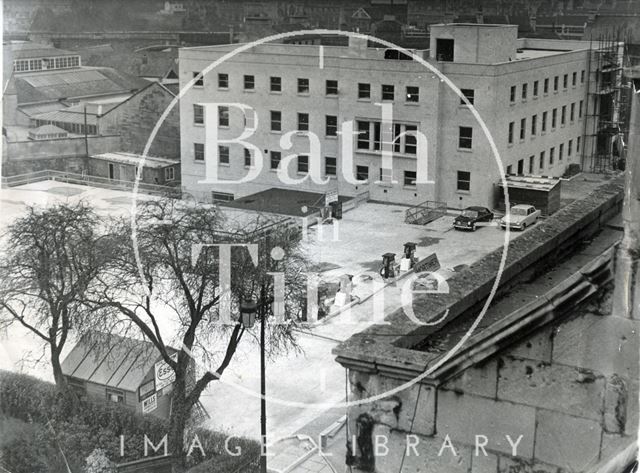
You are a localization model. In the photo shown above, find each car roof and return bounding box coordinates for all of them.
[511,204,534,209]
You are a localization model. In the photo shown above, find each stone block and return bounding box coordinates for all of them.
[506,327,554,363]
[436,389,536,458]
[497,356,605,420]
[398,433,472,473]
[443,359,498,399]
[552,313,639,379]
[534,409,602,471]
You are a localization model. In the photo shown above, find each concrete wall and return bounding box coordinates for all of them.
[429,24,518,64]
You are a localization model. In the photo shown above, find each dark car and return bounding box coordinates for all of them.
[453,206,494,231]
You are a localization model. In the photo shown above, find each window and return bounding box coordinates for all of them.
[572,72,577,86]
[522,83,528,100]
[552,108,557,128]
[297,113,309,131]
[404,170,417,186]
[581,70,585,84]
[193,72,204,87]
[138,380,155,401]
[218,73,228,89]
[563,74,568,89]
[460,88,474,105]
[561,105,566,125]
[510,86,516,103]
[164,166,175,181]
[270,151,281,170]
[549,147,555,165]
[244,75,255,90]
[358,83,371,99]
[382,84,395,101]
[406,86,419,102]
[579,100,584,118]
[520,118,526,140]
[506,165,513,175]
[570,103,575,121]
[401,125,417,154]
[357,120,372,150]
[106,388,124,403]
[218,106,229,127]
[326,115,337,137]
[325,157,337,176]
[457,171,471,191]
[544,78,549,94]
[356,165,369,181]
[539,151,545,170]
[568,139,573,157]
[531,115,537,136]
[212,192,234,202]
[219,145,230,164]
[326,80,338,95]
[577,136,581,153]
[533,80,539,97]
[559,143,564,161]
[270,111,282,132]
[458,127,472,149]
[436,38,454,62]
[244,148,252,167]
[517,159,525,175]
[194,104,204,125]
[297,155,309,173]
[529,155,535,174]
[298,78,309,94]
[554,76,559,92]
[508,122,514,144]
[194,143,204,161]
[270,76,281,92]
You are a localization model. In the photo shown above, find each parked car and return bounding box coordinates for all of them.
[453,206,494,231]
[500,204,541,230]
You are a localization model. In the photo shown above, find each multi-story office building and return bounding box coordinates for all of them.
[179,24,613,208]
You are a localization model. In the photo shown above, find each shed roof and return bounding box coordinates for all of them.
[29,124,68,136]
[498,175,561,192]
[12,42,78,59]
[91,152,179,169]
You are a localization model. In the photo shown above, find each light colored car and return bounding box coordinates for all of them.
[500,204,541,230]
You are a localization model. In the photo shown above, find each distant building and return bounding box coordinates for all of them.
[178,24,621,208]
[89,152,180,186]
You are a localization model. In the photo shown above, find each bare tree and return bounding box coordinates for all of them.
[0,202,115,388]
[86,198,308,471]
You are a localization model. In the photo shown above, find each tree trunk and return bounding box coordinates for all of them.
[169,380,189,473]
[51,346,66,390]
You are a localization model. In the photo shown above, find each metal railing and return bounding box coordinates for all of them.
[405,200,447,225]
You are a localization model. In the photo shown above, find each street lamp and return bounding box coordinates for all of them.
[238,297,268,473]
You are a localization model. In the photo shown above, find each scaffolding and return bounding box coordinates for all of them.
[582,31,632,174]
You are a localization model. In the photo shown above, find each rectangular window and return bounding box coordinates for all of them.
[554,76,559,92]
[570,103,575,121]
[244,75,255,90]
[581,70,585,84]
[356,165,369,181]
[572,72,577,86]
[357,121,370,149]
[522,83,528,100]
[542,111,547,132]
[194,104,204,125]
[244,148,252,167]
[218,106,229,127]
[404,170,417,186]
[507,165,513,175]
[559,143,564,161]
[510,86,516,103]
[520,118,526,140]
[406,86,419,102]
[457,171,471,191]
[382,84,395,101]
[326,115,337,137]
[436,38,454,61]
[297,113,309,131]
[218,73,228,88]
[297,155,309,173]
[531,115,537,136]
[550,147,555,165]
[529,155,535,174]
[577,137,581,153]
[561,105,566,125]
[458,126,472,149]
[326,80,338,95]
[460,88,475,105]
[358,83,370,99]
[552,108,557,128]
[533,80,539,97]
[298,78,310,94]
[219,145,230,164]
[568,139,573,156]
[164,167,175,181]
[193,72,204,87]
[508,122,514,144]
[194,143,204,161]
[270,76,281,92]
[579,100,584,118]
[106,388,124,403]
[270,151,281,170]
[544,78,549,94]
[212,192,234,202]
[270,111,282,132]
[404,125,417,154]
[325,156,337,176]
[563,74,568,89]
[540,151,545,170]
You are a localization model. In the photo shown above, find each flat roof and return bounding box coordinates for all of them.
[91,152,179,169]
[221,188,351,217]
[498,175,561,192]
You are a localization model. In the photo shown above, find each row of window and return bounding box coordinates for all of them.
[196,72,426,103]
[509,69,585,103]
[33,119,97,136]
[507,100,583,145]
[14,56,80,72]
[506,136,582,176]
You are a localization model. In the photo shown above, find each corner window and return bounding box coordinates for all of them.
[218,73,228,89]
[270,76,281,92]
[458,126,472,149]
[358,83,371,100]
[326,80,338,96]
[244,75,255,90]
[406,86,419,102]
[298,78,310,94]
[456,171,471,191]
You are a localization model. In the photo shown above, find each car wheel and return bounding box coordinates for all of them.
[522,223,527,230]
[471,223,476,231]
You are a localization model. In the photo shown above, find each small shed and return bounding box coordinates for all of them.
[497,175,561,216]
[89,152,180,186]
[61,332,184,419]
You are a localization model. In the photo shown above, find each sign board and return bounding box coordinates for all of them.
[414,253,440,273]
[325,189,338,206]
[154,353,178,391]
[142,393,158,414]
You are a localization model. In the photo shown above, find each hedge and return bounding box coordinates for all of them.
[0,371,259,473]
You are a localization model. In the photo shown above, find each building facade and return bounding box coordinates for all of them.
[178,24,611,209]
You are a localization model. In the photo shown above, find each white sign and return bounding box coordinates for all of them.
[154,353,178,391]
[325,189,338,206]
[142,393,158,414]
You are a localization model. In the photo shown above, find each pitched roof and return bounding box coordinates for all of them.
[30,124,68,135]
[11,42,78,59]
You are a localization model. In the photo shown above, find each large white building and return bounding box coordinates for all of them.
[178,24,618,208]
